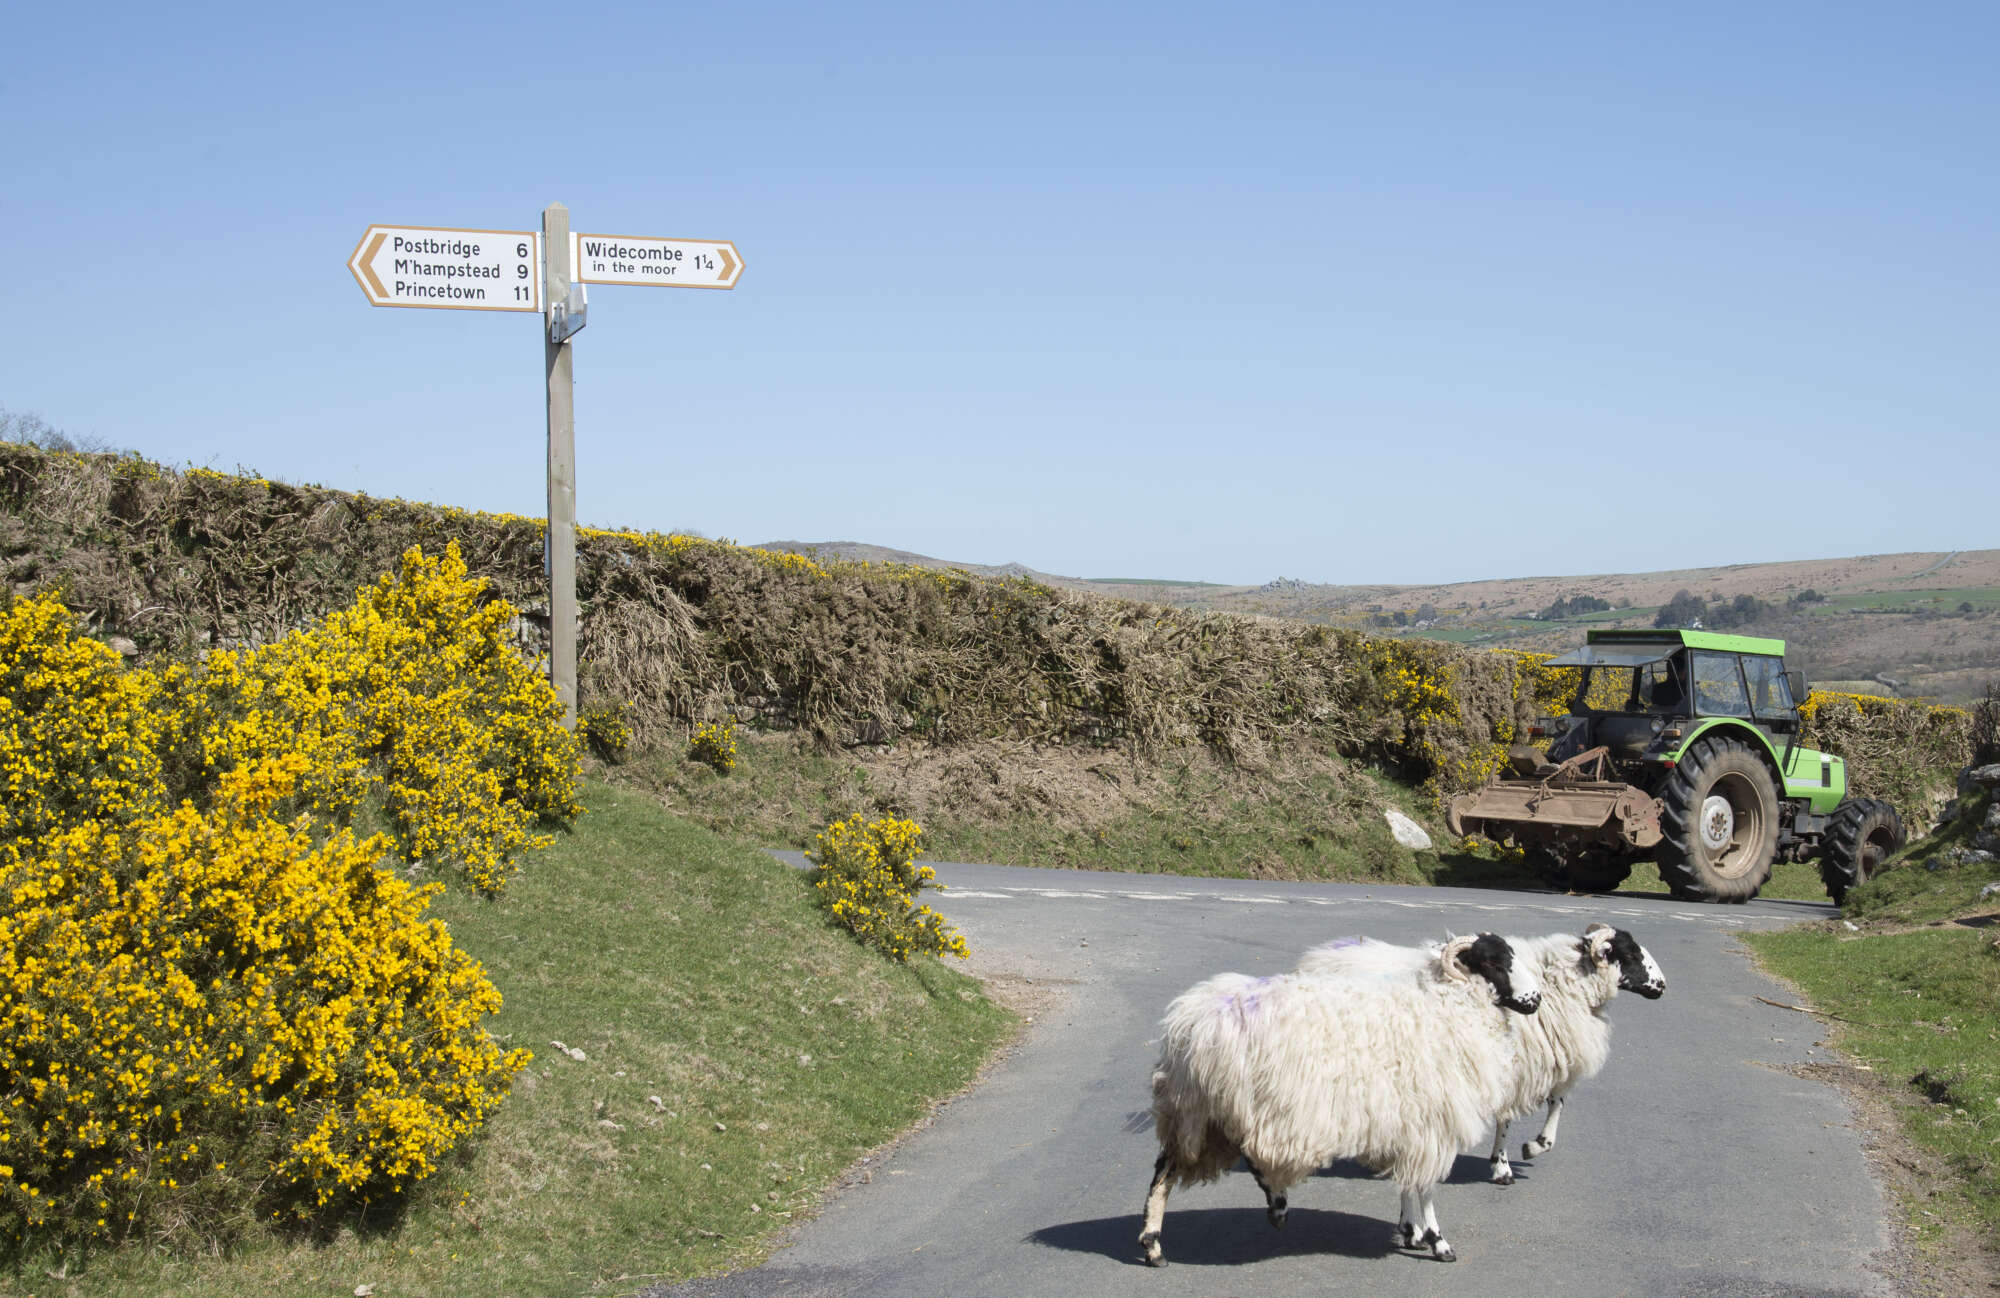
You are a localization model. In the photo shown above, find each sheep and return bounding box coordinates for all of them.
[1297,922,1666,1185]
[1139,932,1542,1267]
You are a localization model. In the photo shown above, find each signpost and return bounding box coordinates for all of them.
[572,234,744,290]
[347,207,743,726]
[348,225,542,312]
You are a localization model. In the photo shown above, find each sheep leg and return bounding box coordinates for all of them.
[1488,1116,1515,1185]
[1243,1156,1288,1229]
[1523,1095,1566,1160]
[1396,1188,1422,1250]
[1139,1151,1174,1267]
[1415,1186,1457,1263]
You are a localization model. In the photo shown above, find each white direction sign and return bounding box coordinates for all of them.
[349,225,542,312]
[571,233,744,289]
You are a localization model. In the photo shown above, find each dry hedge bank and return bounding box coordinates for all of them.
[0,444,1971,816]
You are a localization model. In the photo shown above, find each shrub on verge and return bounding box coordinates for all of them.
[0,754,529,1253]
[806,814,968,963]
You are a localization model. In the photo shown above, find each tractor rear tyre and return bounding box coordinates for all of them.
[1656,736,1779,903]
[1820,798,1906,906]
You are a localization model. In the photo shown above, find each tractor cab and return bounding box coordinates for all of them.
[1543,631,1805,763]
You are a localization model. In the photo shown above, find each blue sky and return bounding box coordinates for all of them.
[4,2,1993,585]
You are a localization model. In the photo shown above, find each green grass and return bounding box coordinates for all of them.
[616,733,1870,902]
[621,735,1549,889]
[1745,796,2000,1262]
[19,781,1014,1298]
[1747,926,2000,1254]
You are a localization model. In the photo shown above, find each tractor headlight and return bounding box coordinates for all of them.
[1650,716,1664,735]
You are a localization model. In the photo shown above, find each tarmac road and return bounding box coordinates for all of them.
[645,865,1891,1298]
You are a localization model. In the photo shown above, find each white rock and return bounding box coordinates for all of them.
[1980,882,2000,900]
[1384,808,1433,851]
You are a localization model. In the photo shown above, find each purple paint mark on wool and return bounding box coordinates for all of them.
[1324,936,1367,950]
[1222,976,1275,1022]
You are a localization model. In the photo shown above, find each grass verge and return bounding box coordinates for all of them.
[618,732,1856,901]
[15,780,1014,1298]
[622,732,1534,888]
[1744,798,2000,1276]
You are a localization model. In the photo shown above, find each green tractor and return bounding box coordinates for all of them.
[1446,629,1906,904]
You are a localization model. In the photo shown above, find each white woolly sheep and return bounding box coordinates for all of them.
[1140,932,1542,1267]
[1298,922,1666,1185]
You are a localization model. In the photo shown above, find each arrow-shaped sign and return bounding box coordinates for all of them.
[348,225,542,312]
[571,234,745,289]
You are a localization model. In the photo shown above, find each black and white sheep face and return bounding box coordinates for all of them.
[1446,933,1542,1015]
[1584,923,1666,999]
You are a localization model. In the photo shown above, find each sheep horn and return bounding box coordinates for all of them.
[1439,933,1478,979]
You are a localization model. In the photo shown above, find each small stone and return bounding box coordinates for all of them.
[105,635,139,657]
[648,1095,666,1111]
[1981,883,2000,900]
[714,1122,727,1132]
[1843,921,1860,931]
[755,1122,770,1132]
[750,1203,761,1213]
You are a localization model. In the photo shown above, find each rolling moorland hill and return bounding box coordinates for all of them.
[761,542,2000,704]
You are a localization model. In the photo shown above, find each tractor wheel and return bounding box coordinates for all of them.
[1656,736,1779,903]
[1820,798,1906,906]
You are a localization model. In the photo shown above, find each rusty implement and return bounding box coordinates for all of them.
[1446,746,1664,851]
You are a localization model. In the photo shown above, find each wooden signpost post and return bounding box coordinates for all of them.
[348,206,745,726]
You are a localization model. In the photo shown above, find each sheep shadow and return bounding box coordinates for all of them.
[1030,1205,1392,1267]
[1313,1152,1517,1185]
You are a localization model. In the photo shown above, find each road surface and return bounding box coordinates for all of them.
[646,864,1889,1298]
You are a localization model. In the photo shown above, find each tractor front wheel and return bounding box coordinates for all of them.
[1820,798,1906,906]
[1656,737,1779,903]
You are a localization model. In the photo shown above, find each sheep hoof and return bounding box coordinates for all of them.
[1523,1140,1549,1159]
[1492,1169,1514,1186]
[1139,1232,1166,1267]
[1423,1230,1456,1263]
[1267,1202,1287,1230]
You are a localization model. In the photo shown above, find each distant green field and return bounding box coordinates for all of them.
[1810,586,2000,613]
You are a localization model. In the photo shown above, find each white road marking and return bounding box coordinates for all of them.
[933,878,1774,927]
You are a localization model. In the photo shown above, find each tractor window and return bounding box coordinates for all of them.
[1640,658,1685,712]
[1574,660,1682,714]
[1577,668,1638,712]
[1691,652,1751,716]
[1743,655,1794,719]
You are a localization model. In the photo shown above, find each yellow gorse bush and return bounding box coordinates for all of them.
[806,815,969,964]
[689,716,738,774]
[0,754,528,1245]
[171,544,582,893]
[0,595,167,864]
[0,545,578,1253]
